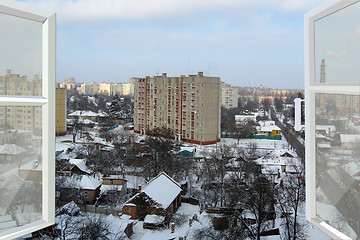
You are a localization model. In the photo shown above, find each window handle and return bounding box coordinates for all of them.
[294,98,304,131]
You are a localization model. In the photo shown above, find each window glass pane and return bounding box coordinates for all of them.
[314,2,360,84]
[0,106,42,232]
[315,93,360,239]
[0,13,42,96]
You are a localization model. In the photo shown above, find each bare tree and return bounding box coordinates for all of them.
[76,217,112,240]
[226,159,275,240]
[142,136,180,179]
[276,162,306,240]
[246,142,259,160]
[201,143,236,208]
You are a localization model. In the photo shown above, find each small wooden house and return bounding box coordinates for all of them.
[122,172,182,220]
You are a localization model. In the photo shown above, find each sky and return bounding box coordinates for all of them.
[20,0,330,89]
[315,1,360,84]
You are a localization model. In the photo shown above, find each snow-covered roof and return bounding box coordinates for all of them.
[98,111,109,117]
[67,118,96,125]
[100,184,124,193]
[106,214,131,237]
[68,110,99,117]
[257,125,281,132]
[19,160,42,171]
[103,175,125,180]
[144,214,165,224]
[0,144,26,155]
[342,162,360,176]
[125,175,146,189]
[235,114,257,121]
[69,159,92,174]
[340,134,360,143]
[267,149,296,158]
[179,147,195,153]
[56,201,81,216]
[317,143,332,149]
[141,172,181,209]
[65,175,101,190]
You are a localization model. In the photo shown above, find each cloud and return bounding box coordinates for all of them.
[326,27,360,59]
[23,0,327,22]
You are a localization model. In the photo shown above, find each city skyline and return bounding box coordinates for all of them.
[21,0,328,89]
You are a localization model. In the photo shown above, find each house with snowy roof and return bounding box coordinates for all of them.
[122,172,182,220]
[68,110,100,122]
[19,160,42,181]
[60,175,101,205]
[99,175,128,204]
[68,159,92,175]
[255,121,281,139]
[0,144,26,162]
[256,149,301,177]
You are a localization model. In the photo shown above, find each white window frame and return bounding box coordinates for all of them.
[0,0,55,239]
[305,0,359,239]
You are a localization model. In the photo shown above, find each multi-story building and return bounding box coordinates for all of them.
[78,82,99,95]
[0,71,67,138]
[0,70,42,135]
[56,88,67,136]
[134,72,221,145]
[221,82,238,109]
[59,77,76,90]
[77,82,133,96]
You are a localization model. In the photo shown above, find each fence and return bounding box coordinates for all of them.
[78,204,122,216]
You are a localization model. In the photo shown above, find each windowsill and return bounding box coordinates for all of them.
[0,220,54,240]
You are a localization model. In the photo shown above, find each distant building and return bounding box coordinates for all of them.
[235,114,257,126]
[59,77,76,90]
[0,70,42,135]
[133,72,221,145]
[68,110,100,122]
[56,88,67,136]
[255,121,281,139]
[221,82,238,109]
[77,82,134,96]
[65,77,75,84]
[78,82,99,95]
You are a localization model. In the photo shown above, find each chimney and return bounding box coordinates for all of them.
[162,73,167,78]
[197,72,203,77]
[171,222,175,233]
[138,186,142,192]
[320,59,326,83]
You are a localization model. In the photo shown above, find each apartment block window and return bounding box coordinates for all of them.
[305,1,360,239]
[0,1,55,239]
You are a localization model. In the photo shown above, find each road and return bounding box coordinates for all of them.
[270,107,305,160]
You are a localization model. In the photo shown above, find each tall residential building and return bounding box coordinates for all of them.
[59,77,76,90]
[0,70,42,135]
[134,72,221,145]
[77,82,133,96]
[221,82,239,109]
[56,88,67,136]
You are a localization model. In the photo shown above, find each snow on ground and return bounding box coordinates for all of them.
[130,203,201,240]
[316,202,357,239]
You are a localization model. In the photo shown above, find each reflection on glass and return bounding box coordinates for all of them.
[314,2,360,84]
[315,93,360,239]
[0,106,42,232]
[0,13,42,96]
